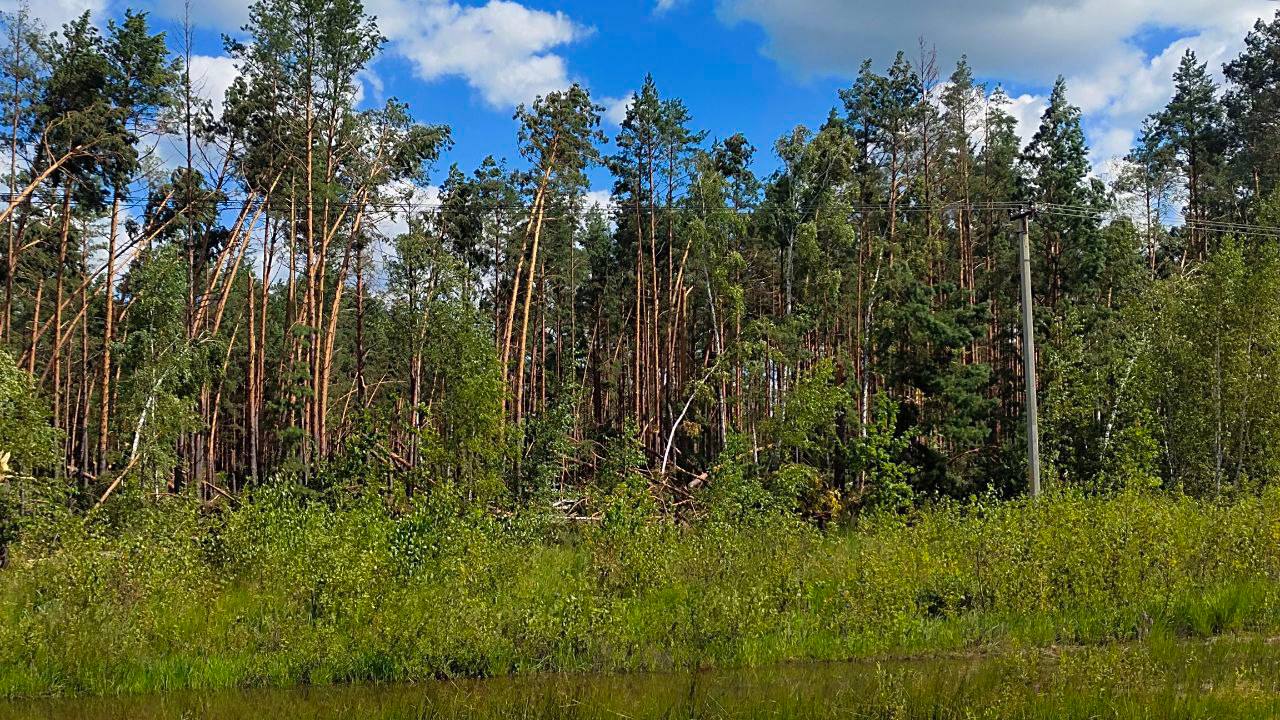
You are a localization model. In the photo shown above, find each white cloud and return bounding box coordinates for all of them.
[583,188,613,211]
[0,0,106,31]
[601,93,634,126]
[357,69,384,108]
[716,0,1269,85]
[188,54,240,113]
[654,0,683,13]
[370,0,589,108]
[365,182,439,291]
[1093,154,1133,190]
[718,0,1274,171]
[129,0,589,111]
[1065,24,1245,171]
[1090,127,1136,172]
[1006,92,1046,148]
[581,188,617,231]
[375,181,441,239]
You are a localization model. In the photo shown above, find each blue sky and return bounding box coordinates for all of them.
[185,0,855,185]
[9,0,1278,195]
[405,0,845,185]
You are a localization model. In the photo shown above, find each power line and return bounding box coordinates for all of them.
[4,190,1280,240]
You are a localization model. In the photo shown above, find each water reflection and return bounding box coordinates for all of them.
[4,644,1280,719]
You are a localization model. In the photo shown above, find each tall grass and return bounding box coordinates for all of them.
[1,486,1278,698]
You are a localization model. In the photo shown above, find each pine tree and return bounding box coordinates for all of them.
[98,10,180,475]
[30,13,111,482]
[1154,50,1226,258]
[1115,118,1179,273]
[1224,11,1280,211]
[940,57,980,300]
[608,75,702,454]
[0,5,43,345]
[1020,77,1105,312]
[878,259,992,495]
[506,84,601,438]
[838,56,921,441]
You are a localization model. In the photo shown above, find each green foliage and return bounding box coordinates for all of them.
[517,83,604,190]
[879,264,994,494]
[11,11,1280,705]
[10,1,1280,551]
[1021,78,1110,310]
[116,245,202,483]
[593,423,657,535]
[0,349,59,476]
[1155,50,1228,234]
[1224,11,1280,204]
[1096,417,1162,492]
[853,396,916,511]
[2,488,1279,698]
[519,384,581,503]
[599,472,655,537]
[701,433,797,523]
[0,349,60,563]
[1140,239,1280,493]
[418,301,507,501]
[764,363,840,470]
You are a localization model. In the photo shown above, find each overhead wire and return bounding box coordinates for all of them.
[4,185,1280,239]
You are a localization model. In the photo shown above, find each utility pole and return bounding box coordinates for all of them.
[1013,207,1041,498]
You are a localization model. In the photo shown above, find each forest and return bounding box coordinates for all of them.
[3,0,1280,700]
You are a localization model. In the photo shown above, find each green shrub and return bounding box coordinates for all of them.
[1,485,1279,697]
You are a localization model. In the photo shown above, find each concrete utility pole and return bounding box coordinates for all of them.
[1013,207,1041,498]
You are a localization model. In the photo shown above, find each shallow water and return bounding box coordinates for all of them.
[4,640,1280,719]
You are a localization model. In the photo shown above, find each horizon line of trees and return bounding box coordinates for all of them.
[4,0,1280,524]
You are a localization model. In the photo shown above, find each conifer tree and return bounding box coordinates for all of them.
[0,6,42,344]
[1115,118,1180,273]
[1019,77,1105,312]
[1224,11,1280,210]
[97,10,180,475]
[505,84,601,437]
[1154,50,1226,258]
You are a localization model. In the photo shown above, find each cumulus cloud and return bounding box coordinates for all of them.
[1005,92,1047,147]
[370,0,589,108]
[188,55,240,113]
[718,0,1273,168]
[375,181,441,240]
[717,0,1268,84]
[1064,24,1245,169]
[357,69,385,107]
[583,188,613,211]
[131,0,589,111]
[0,0,107,31]
[601,93,634,126]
